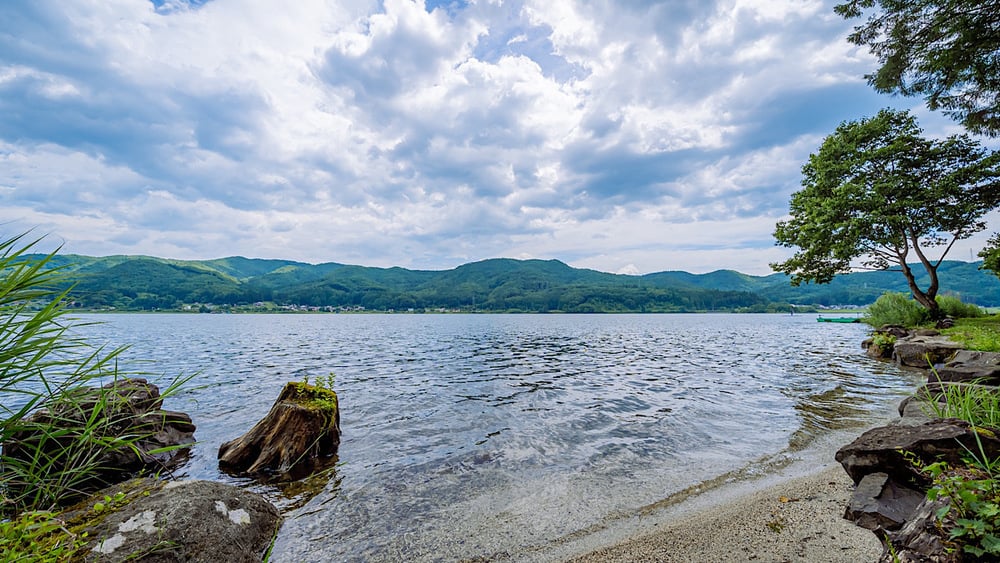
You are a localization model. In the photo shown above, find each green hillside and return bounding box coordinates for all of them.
[36,254,1000,312]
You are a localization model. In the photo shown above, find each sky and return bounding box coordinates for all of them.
[1,0,997,276]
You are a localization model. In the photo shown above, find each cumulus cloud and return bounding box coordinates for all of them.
[0,0,977,275]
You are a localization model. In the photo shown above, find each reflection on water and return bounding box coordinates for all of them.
[68,313,919,561]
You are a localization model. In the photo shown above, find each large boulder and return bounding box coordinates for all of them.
[2,378,195,499]
[219,381,340,481]
[62,478,281,562]
[931,350,1000,385]
[835,418,1000,486]
[892,335,962,368]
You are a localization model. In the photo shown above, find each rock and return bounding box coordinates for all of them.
[880,497,958,563]
[218,381,340,480]
[64,478,281,562]
[878,325,911,339]
[846,472,925,531]
[2,378,195,500]
[931,350,1000,385]
[892,335,962,368]
[894,396,935,427]
[835,418,1000,486]
[934,317,956,329]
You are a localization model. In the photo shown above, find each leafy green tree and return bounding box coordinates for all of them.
[772,109,1000,317]
[835,0,1000,135]
[980,233,1000,278]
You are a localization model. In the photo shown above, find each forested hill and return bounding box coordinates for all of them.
[36,254,1000,312]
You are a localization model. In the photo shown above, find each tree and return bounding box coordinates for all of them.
[834,0,1000,136]
[981,233,1000,278]
[771,109,1000,317]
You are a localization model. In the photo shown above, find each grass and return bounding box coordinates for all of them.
[923,381,1000,429]
[0,232,189,560]
[940,315,1000,352]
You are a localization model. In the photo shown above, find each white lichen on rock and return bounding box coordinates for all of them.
[93,533,126,554]
[215,500,252,525]
[119,510,159,534]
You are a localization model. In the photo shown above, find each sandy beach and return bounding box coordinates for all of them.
[559,463,882,563]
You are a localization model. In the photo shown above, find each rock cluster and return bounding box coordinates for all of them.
[2,378,195,498]
[846,327,1000,561]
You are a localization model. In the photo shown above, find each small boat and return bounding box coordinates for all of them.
[817,316,862,323]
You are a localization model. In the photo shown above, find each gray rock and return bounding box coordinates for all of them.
[2,378,195,500]
[846,472,925,531]
[931,350,1000,385]
[835,418,1000,485]
[894,396,935,426]
[892,336,962,368]
[880,497,958,563]
[70,479,281,562]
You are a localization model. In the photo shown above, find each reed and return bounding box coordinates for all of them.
[0,233,186,514]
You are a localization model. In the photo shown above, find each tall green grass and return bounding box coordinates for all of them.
[0,233,187,515]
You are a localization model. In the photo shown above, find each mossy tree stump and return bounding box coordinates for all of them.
[218,382,340,481]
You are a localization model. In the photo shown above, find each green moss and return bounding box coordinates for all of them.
[287,382,339,426]
[1,479,166,562]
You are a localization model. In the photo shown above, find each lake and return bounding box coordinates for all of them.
[70,313,918,561]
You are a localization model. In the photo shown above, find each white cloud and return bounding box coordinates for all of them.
[0,0,990,276]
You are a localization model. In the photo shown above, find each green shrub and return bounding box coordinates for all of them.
[937,295,985,319]
[863,292,928,327]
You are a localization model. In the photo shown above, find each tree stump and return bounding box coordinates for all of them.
[218,381,340,481]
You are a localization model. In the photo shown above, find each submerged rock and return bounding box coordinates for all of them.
[218,381,340,480]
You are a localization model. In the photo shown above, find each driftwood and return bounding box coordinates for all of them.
[218,381,340,480]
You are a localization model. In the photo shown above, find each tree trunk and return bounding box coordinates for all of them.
[899,260,942,319]
[218,382,340,481]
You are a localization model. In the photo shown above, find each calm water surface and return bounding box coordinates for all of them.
[73,313,917,561]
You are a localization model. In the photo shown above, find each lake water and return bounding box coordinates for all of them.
[71,313,918,561]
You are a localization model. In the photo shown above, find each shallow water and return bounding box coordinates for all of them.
[69,313,917,561]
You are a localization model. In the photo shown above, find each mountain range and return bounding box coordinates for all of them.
[38,254,1000,313]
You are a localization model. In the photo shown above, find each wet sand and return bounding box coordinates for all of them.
[560,464,882,563]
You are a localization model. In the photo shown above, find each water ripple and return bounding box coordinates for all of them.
[68,313,920,562]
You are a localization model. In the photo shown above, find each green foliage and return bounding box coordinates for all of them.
[924,460,1000,559]
[871,332,897,350]
[936,295,984,319]
[835,0,1000,136]
[923,379,1000,429]
[863,292,928,327]
[982,233,1000,280]
[0,233,188,514]
[772,108,1000,316]
[0,510,85,561]
[941,316,1000,352]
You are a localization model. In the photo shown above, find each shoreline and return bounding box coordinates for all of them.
[523,425,894,563]
[558,463,881,563]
